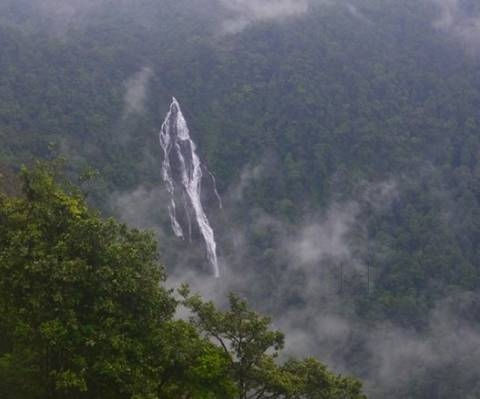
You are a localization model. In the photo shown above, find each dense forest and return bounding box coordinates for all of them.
[1,0,480,397]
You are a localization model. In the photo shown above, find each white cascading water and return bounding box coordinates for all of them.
[159,123,184,239]
[159,97,220,278]
[208,169,223,209]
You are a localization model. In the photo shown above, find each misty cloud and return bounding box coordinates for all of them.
[219,0,310,33]
[344,2,372,24]
[276,289,480,397]
[432,0,480,53]
[123,67,154,116]
[357,179,398,211]
[290,204,358,268]
[112,185,169,232]
[363,292,480,396]
[228,163,264,203]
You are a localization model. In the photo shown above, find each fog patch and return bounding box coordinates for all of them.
[123,67,154,116]
[290,203,358,268]
[112,185,169,234]
[432,0,480,54]
[344,2,372,24]
[219,0,309,33]
[228,163,264,202]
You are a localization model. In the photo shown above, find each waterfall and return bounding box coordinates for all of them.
[159,97,220,278]
[159,118,184,239]
[207,169,223,209]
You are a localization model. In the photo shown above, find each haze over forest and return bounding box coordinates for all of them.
[2,0,480,398]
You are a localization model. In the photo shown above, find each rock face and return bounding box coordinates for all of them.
[159,97,220,277]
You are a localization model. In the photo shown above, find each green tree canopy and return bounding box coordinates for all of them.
[0,164,232,399]
[182,289,365,399]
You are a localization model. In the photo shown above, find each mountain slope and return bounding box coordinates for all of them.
[1,0,480,397]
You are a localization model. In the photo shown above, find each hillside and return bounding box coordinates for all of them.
[1,0,480,397]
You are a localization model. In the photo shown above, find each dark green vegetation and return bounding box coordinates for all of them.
[1,0,480,397]
[0,164,365,399]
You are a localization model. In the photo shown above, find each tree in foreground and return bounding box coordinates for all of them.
[182,289,366,399]
[0,164,233,399]
[0,163,365,399]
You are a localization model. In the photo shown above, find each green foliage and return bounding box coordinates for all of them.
[0,163,173,398]
[181,288,365,399]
